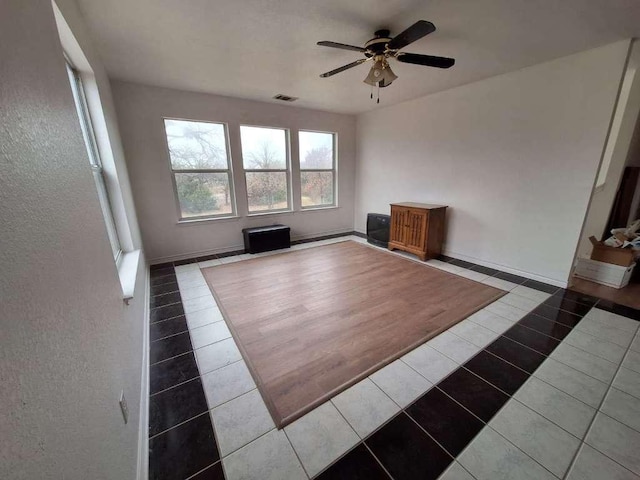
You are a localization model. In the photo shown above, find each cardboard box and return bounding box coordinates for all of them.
[576,257,635,289]
[589,236,636,267]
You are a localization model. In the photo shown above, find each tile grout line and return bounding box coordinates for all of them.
[362,442,396,480]
[149,330,233,367]
[148,266,223,480]
[148,410,211,441]
[183,459,223,480]
[150,375,201,398]
[151,239,639,480]
[150,328,191,343]
[400,301,617,431]
[395,304,612,478]
[312,407,397,479]
[149,349,193,367]
[177,271,274,476]
[281,427,312,479]
[149,313,186,325]
[150,299,182,310]
[561,323,640,480]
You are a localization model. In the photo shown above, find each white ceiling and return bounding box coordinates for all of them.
[75,0,640,115]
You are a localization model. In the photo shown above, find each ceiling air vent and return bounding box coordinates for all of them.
[273,94,298,102]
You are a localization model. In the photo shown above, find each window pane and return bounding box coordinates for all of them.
[165,119,229,170]
[246,172,289,212]
[240,126,287,169]
[66,62,121,260]
[92,169,121,260]
[299,131,334,169]
[301,171,334,207]
[175,172,232,218]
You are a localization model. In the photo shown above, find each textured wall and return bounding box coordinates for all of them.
[111,81,357,262]
[0,1,146,479]
[355,41,630,285]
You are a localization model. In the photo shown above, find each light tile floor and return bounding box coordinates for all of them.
[153,235,640,480]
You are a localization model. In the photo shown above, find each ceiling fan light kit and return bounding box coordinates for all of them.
[317,20,455,103]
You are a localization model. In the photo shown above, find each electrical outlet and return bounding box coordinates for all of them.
[119,390,129,424]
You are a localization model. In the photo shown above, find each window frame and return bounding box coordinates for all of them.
[299,129,338,209]
[240,125,293,215]
[162,117,237,222]
[65,60,123,263]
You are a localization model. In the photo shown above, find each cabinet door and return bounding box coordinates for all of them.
[405,209,428,250]
[390,207,408,245]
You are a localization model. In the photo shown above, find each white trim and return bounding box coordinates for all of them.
[246,209,294,217]
[162,118,238,222]
[136,268,150,480]
[118,249,141,303]
[240,125,293,215]
[177,215,241,226]
[291,228,353,242]
[440,250,567,288]
[298,129,338,209]
[300,205,340,212]
[351,230,567,287]
[148,228,354,265]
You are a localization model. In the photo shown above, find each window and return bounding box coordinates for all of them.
[65,61,122,261]
[164,119,235,220]
[240,126,291,213]
[299,131,336,208]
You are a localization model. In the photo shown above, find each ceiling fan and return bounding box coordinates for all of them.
[317,20,455,102]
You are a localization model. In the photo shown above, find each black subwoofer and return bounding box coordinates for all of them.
[242,224,291,254]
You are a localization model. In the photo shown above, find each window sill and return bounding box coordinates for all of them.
[177,215,240,225]
[301,205,339,212]
[246,210,294,218]
[118,249,141,305]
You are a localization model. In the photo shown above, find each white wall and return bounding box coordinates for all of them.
[625,119,640,224]
[111,81,357,262]
[54,0,143,252]
[576,42,640,259]
[0,1,146,479]
[355,41,630,286]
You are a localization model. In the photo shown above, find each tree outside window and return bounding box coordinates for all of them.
[299,131,336,208]
[240,126,291,213]
[164,119,235,219]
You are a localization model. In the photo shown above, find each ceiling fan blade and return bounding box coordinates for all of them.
[317,41,366,52]
[396,53,455,69]
[320,58,367,78]
[387,20,435,50]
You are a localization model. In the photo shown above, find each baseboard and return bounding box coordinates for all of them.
[149,229,355,265]
[136,268,150,480]
[442,249,568,288]
[279,229,566,288]
[291,228,354,242]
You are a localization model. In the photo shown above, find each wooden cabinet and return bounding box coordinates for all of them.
[388,203,447,261]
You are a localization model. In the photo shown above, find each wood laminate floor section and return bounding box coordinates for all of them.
[571,276,640,309]
[202,241,504,427]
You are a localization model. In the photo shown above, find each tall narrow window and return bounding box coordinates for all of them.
[65,62,122,262]
[240,126,291,213]
[299,131,337,208]
[164,119,235,220]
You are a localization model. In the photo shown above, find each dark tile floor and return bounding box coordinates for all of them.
[311,287,616,479]
[146,237,640,480]
[148,265,222,480]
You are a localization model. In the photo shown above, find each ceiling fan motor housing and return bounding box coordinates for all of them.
[364,30,392,57]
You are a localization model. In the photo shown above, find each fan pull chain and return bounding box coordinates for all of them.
[377,82,380,104]
[370,84,373,99]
